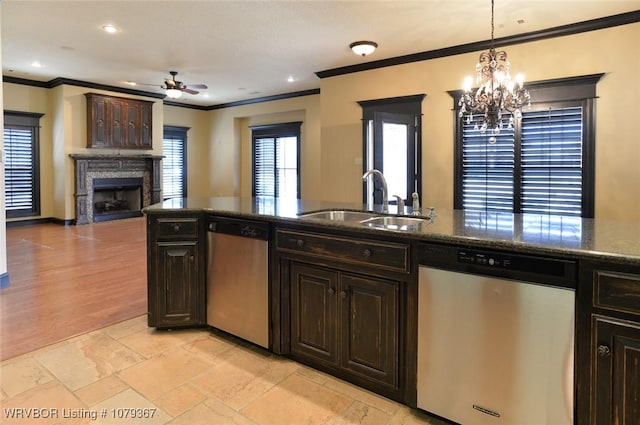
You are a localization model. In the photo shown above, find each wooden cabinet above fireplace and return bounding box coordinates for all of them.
[85,93,153,149]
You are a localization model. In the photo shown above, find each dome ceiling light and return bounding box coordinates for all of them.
[349,41,378,57]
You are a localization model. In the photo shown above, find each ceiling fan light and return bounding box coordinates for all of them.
[165,88,183,99]
[350,41,377,56]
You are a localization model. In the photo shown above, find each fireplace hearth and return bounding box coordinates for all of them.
[70,154,163,224]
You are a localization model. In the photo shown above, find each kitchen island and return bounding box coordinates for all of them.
[144,196,640,425]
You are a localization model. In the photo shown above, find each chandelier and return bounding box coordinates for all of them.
[459,0,530,134]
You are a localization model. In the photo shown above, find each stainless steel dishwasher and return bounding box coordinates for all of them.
[417,242,576,425]
[207,216,269,348]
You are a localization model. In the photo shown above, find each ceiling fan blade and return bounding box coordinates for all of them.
[183,88,199,95]
[187,84,208,89]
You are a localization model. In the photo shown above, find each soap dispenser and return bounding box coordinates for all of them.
[411,192,421,216]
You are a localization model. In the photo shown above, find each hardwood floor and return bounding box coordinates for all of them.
[1,217,147,361]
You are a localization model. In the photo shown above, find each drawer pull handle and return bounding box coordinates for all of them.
[363,249,372,257]
[597,345,611,357]
[328,288,335,295]
[297,239,305,248]
[173,224,181,232]
[340,290,347,299]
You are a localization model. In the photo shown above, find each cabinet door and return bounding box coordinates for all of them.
[139,102,152,148]
[125,102,140,147]
[153,241,204,327]
[110,100,124,147]
[340,273,399,388]
[290,263,339,367]
[593,316,640,425]
[87,95,109,148]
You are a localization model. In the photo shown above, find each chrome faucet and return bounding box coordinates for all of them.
[362,169,389,213]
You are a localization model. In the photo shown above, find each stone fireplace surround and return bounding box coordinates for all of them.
[70,154,163,224]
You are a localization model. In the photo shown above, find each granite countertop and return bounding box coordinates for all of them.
[144,196,640,266]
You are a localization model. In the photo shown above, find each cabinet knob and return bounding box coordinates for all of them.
[189,256,195,261]
[328,288,335,295]
[363,249,372,257]
[340,290,347,299]
[173,224,181,232]
[296,239,305,248]
[597,345,611,357]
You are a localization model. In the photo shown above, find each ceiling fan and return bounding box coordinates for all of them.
[160,71,207,99]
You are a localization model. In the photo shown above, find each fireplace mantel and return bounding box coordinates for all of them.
[70,154,163,224]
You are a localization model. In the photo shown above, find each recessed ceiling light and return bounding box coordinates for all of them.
[287,76,295,83]
[125,81,137,86]
[31,61,42,68]
[102,24,119,34]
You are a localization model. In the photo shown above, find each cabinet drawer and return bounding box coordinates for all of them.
[594,270,640,316]
[276,229,409,273]
[156,217,200,239]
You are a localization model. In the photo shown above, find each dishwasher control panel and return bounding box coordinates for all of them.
[419,242,577,289]
[458,250,512,268]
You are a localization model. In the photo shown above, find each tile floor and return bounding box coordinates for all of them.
[0,315,448,425]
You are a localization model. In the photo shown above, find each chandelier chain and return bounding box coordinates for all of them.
[490,0,495,47]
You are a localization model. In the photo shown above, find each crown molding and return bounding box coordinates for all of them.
[316,10,640,79]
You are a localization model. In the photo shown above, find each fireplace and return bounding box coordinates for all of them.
[70,154,163,224]
[92,177,144,222]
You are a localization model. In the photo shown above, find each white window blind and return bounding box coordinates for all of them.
[254,136,276,197]
[4,126,36,213]
[521,107,583,216]
[461,118,515,211]
[162,128,187,200]
[461,107,584,216]
[3,111,42,218]
[252,122,300,199]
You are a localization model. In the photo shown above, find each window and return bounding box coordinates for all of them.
[162,126,188,200]
[453,74,602,218]
[252,122,301,199]
[3,111,43,218]
[358,95,424,207]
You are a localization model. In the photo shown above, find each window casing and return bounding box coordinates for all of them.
[452,74,602,218]
[251,122,301,199]
[162,126,188,200]
[4,111,43,218]
[358,94,424,206]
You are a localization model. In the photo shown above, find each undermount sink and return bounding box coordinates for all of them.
[299,209,432,231]
[361,215,430,230]
[298,210,379,221]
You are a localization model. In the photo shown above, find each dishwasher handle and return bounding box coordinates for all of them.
[208,216,269,240]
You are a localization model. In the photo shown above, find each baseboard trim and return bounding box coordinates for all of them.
[0,272,9,289]
[6,217,75,227]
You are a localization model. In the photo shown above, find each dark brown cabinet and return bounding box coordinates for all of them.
[592,317,640,425]
[276,227,410,402]
[578,263,640,425]
[289,263,399,389]
[86,93,153,149]
[147,214,206,328]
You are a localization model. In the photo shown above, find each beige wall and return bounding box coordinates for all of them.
[319,23,640,221]
[162,105,210,197]
[204,95,322,199]
[2,22,639,223]
[0,7,6,276]
[3,83,163,220]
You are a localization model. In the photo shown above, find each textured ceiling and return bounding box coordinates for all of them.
[2,0,639,106]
